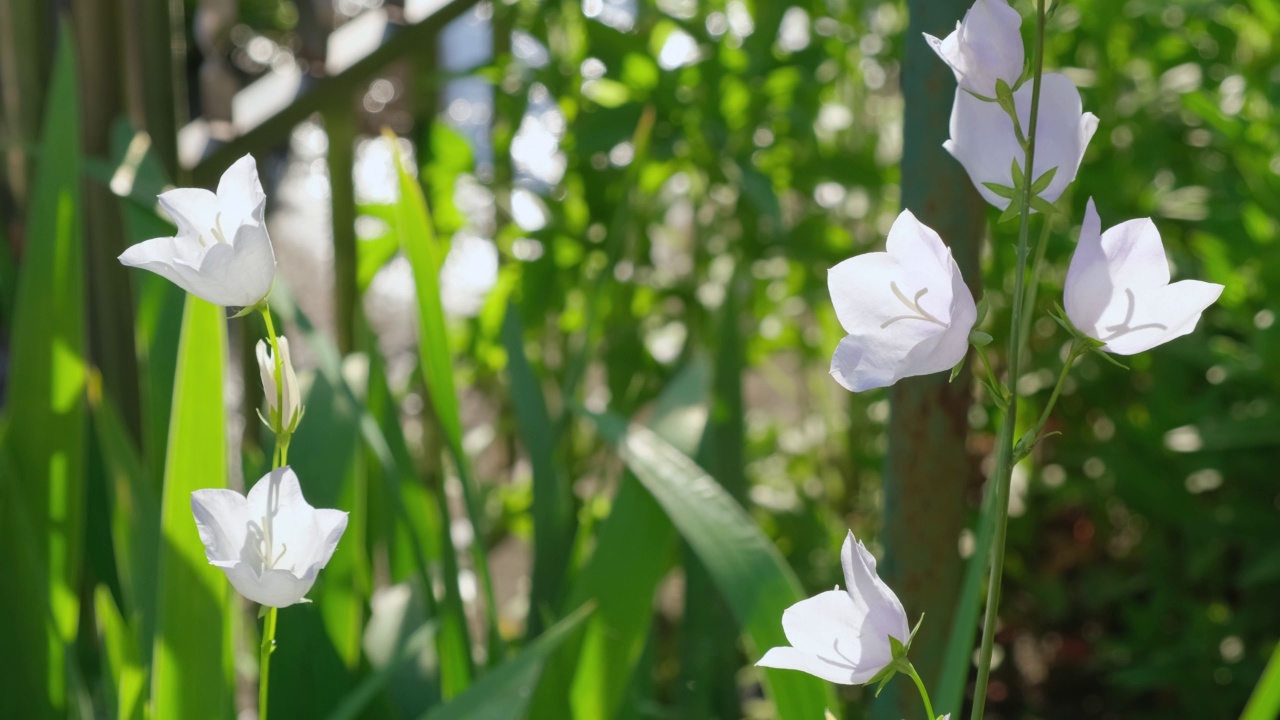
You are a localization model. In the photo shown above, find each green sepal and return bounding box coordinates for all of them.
[229,304,260,319]
[963,88,998,103]
[975,295,990,325]
[998,197,1023,224]
[1030,194,1060,215]
[969,330,993,347]
[982,181,1017,200]
[1010,158,1025,190]
[889,634,907,660]
[1030,165,1058,194]
[994,78,1017,119]
[980,377,1009,411]
[906,613,925,650]
[257,604,271,619]
[949,354,967,383]
[1089,345,1130,370]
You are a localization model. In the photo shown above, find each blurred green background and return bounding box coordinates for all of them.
[1,0,1278,719]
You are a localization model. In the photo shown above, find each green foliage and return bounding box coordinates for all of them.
[2,1,1279,719]
[0,25,86,719]
[150,296,232,719]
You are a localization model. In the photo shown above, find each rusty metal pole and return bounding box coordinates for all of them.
[874,1,985,717]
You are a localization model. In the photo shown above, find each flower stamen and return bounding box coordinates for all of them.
[1100,288,1167,341]
[881,281,948,329]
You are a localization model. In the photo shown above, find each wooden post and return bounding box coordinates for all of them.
[875,1,985,717]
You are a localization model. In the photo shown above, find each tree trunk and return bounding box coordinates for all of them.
[874,1,985,717]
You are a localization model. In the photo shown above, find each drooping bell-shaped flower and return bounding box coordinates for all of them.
[828,210,977,392]
[1064,199,1223,355]
[924,0,1024,99]
[191,467,347,608]
[119,154,276,309]
[256,336,302,435]
[757,532,910,685]
[945,73,1099,210]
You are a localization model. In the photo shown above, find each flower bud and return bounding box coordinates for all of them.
[257,336,302,435]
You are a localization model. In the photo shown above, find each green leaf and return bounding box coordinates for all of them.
[385,130,489,691]
[994,78,1017,119]
[149,296,232,719]
[982,182,1017,200]
[422,603,596,720]
[936,468,1000,715]
[585,411,838,720]
[94,586,146,720]
[0,25,87,718]
[502,306,574,637]
[1241,640,1280,720]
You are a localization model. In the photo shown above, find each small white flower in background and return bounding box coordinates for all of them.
[924,0,1024,99]
[1064,198,1223,355]
[757,531,910,685]
[119,154,276,309]
[827,210,977,392]
[256,336,302,435]
[945,73,1099,209]
[191,467,347,608]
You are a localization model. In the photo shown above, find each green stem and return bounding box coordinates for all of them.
[1033,339,1085,434]
[259,606,278,720]
[906,662,937,720]
[1017,214,1054,366]
[974,344,1002,400]
[970,1,1048,717]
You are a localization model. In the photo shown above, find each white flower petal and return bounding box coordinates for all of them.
[1065,198,1223,354]
[118,235,205,286]
[221,561,316,608]
[757,645,882,686]
[946,73,1095,209]
[925,0,1023,98]
[157,188,219,240]
[827,211,975,391]
[841,532,909,650]
[1100,280,1223,355]
[191,489,250,565]
[184,222,275,308]
[217,154,267,229]
[780,590,875,663]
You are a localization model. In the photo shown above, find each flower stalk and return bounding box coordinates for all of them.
[905,661,937,720]
[259,605,278,720]
[970,0,1048,716]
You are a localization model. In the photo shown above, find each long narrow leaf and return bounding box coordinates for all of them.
[149,296,232,719]
[385,129,497,688]
[0,25,86,719]
[422,603,596,720]
[502,305,573,637]
[586,411,839,720]
[936,461,1000,715]
[1241,641,1280,720]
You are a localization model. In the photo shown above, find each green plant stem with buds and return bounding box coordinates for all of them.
[970,0,1049,717]
[257,301,289,720]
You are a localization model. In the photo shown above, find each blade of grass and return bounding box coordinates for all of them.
[149,296,232,719]
[502,305,574,638]
[936,472,999,716]
[585,410,839,720]
[0,24,87,719]
[1241,641,1280,720]
[385,129,496,686]
[93,586,146,720]
[422,603,596,720]
[530,362,707,719]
